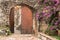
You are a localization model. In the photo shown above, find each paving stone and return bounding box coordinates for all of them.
[0,34,40,40]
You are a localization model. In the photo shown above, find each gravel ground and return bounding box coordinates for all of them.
[0,34,40,40]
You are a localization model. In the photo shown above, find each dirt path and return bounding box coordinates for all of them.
[0,34,40,40]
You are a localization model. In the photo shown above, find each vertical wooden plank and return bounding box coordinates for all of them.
[9,7,14,33]
[21,6,33,34]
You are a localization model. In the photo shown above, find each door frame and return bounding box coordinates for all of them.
[9,3,37,34]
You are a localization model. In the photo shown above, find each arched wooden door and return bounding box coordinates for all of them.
[9,7,14,33]
[21,6,33,34]
[9,5,33,34]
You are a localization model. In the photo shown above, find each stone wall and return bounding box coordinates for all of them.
[0,7,8,27]
[0,5,10,26]
[0,0,38,28]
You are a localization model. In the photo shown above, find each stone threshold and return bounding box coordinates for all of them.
[38,32,57,40]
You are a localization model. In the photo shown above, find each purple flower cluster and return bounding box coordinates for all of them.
[36,0,60,30]
[50,26,54,30]
[52,0,59,5]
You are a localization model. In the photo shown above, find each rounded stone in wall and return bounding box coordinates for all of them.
[0,8,7,26]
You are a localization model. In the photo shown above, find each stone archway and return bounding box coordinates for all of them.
[9,5,34,34]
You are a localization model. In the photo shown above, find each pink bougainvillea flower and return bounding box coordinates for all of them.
[50,27,54,30]
[46,13,52,17]
[54,22,58,25]
[53,0,59,5]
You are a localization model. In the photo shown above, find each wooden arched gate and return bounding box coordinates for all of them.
[9,5,33,34]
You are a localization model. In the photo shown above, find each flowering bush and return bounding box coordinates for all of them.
[36,0,60,35]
